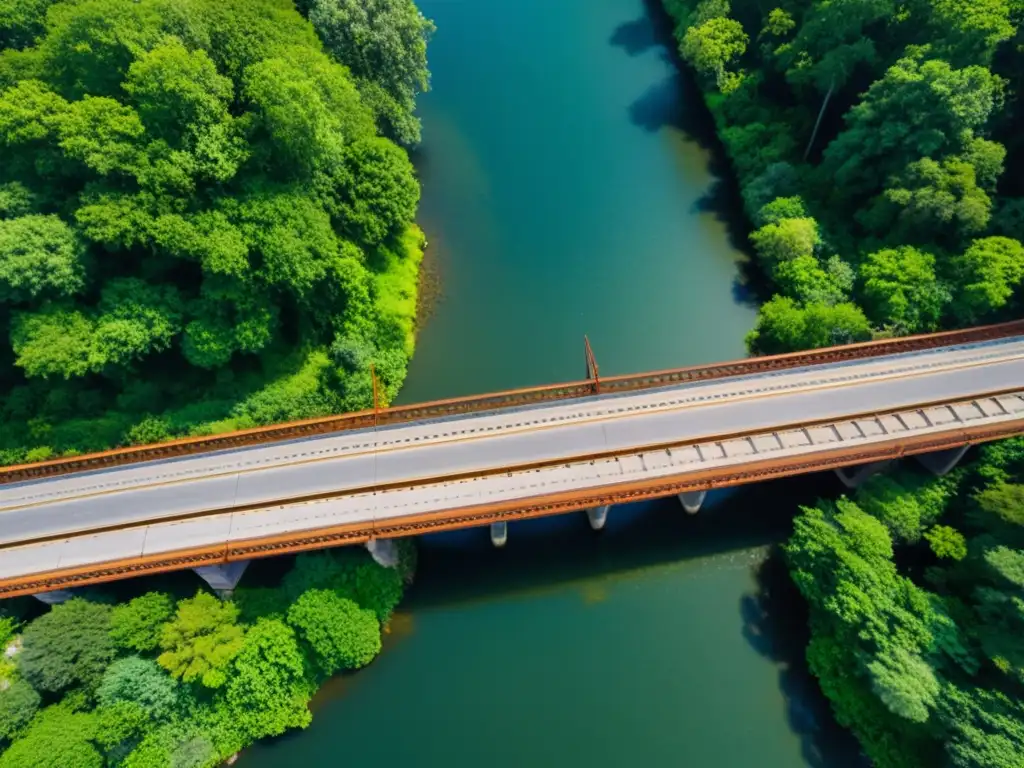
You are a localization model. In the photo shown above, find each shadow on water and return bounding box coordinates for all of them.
[403,470,839,611]
[615,0,765,305]
[608,12,660,56]
[741,550,869,768]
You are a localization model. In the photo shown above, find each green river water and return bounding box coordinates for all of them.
[242,0,865,765]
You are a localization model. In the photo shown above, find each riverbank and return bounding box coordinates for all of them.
[0,0,431,467]
[0,544,418,768]
[662,0,1024,764]
[242,0,855,763]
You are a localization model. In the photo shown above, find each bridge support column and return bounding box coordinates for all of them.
[194,561,250,598]
[586,505,611,531]
[915,445,970,477]
[33,589,74,605]
[490,522,508,548]
[834,460,894,490]
[678,491,706,514]
[365,538,399,568]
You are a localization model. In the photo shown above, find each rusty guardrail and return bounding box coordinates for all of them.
[3,319,1023,485]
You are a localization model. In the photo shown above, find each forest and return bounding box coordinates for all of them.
[665,0,1024,352]
[0,0,432,765]
[0,544,415,768]
[663,0,1024,764]
[0,0,434,465]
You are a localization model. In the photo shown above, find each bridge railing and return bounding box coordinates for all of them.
[3,319,1023,485]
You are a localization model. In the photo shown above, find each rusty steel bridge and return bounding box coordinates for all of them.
[2,321,1024,599]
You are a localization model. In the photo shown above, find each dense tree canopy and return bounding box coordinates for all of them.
[17,599,113,694]
[0,0,429,466]
[109,592,175,653]
[0,538,415,767]
[287,589,381,673]
[307,0,434,145]
[157,592,245,688]
[665,0,1024,764]
[668,0,1024,356]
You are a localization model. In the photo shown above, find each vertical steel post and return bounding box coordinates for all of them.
[585,336,600,394]
[370,363,380,426]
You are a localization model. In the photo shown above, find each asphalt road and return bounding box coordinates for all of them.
[2,336,1024,582]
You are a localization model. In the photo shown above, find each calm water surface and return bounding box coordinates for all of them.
[242,0,861,765]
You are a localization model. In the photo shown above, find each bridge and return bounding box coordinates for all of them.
[2,321,1024,600]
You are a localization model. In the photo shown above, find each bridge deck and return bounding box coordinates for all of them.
[2,336,1024,595]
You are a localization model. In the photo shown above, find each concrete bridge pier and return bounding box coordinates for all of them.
[365,538,400,568]
[586,505,611,530]
[915,445,970,477]
[678,491,707,514]
[33,589,75,605]
[194,561,250,598]
[490,522,508,548]
[834,460,895,489]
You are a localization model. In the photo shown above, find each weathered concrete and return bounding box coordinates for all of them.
[915,445,970,477]
[33,589,74,605]
[194,560,250,597]
[586,505,611,530]
[365,538,400,568]
[678,491,706,514]
[834,460,895,489]
[490,521,508,548]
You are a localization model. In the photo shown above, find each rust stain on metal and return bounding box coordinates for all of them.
[2,413,1023,598]
[2,320,1022,486]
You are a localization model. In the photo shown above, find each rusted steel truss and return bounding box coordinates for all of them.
[3,320,1023,486]
[3,405,1023,599]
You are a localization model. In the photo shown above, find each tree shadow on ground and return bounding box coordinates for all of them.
[741,549,869,768]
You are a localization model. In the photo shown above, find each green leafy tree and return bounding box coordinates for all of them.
[223,618,311,741]
[157,592,245,689]
[0,0,53,50]
[749,216,819,268]
[0,704,101,768]
[950,236,1024,323]
[282,549,405,622]
[327,137,419,247]
[772,254,851,306]
[863,156,993,245]
[0,182,36,218]
[0,215,86,302]
[10,305,100,378]
[93,701,148,763]
[857,470,952,543]
[859,246,947,333]
[745,296,871,355]
[868,646,940,723]
[754,196,806,226]
[925,526,968,560]
[823,57,1004,201]
[17,598,113,693]
[287,589,382,674]
[0,679,40,742]
[920,0,1014,66]
[308,0,434,144]
[680,16,748,92]
[97,657,181,719]
[109,592,175,652]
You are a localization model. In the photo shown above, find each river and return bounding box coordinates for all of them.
[241,0,861,765]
